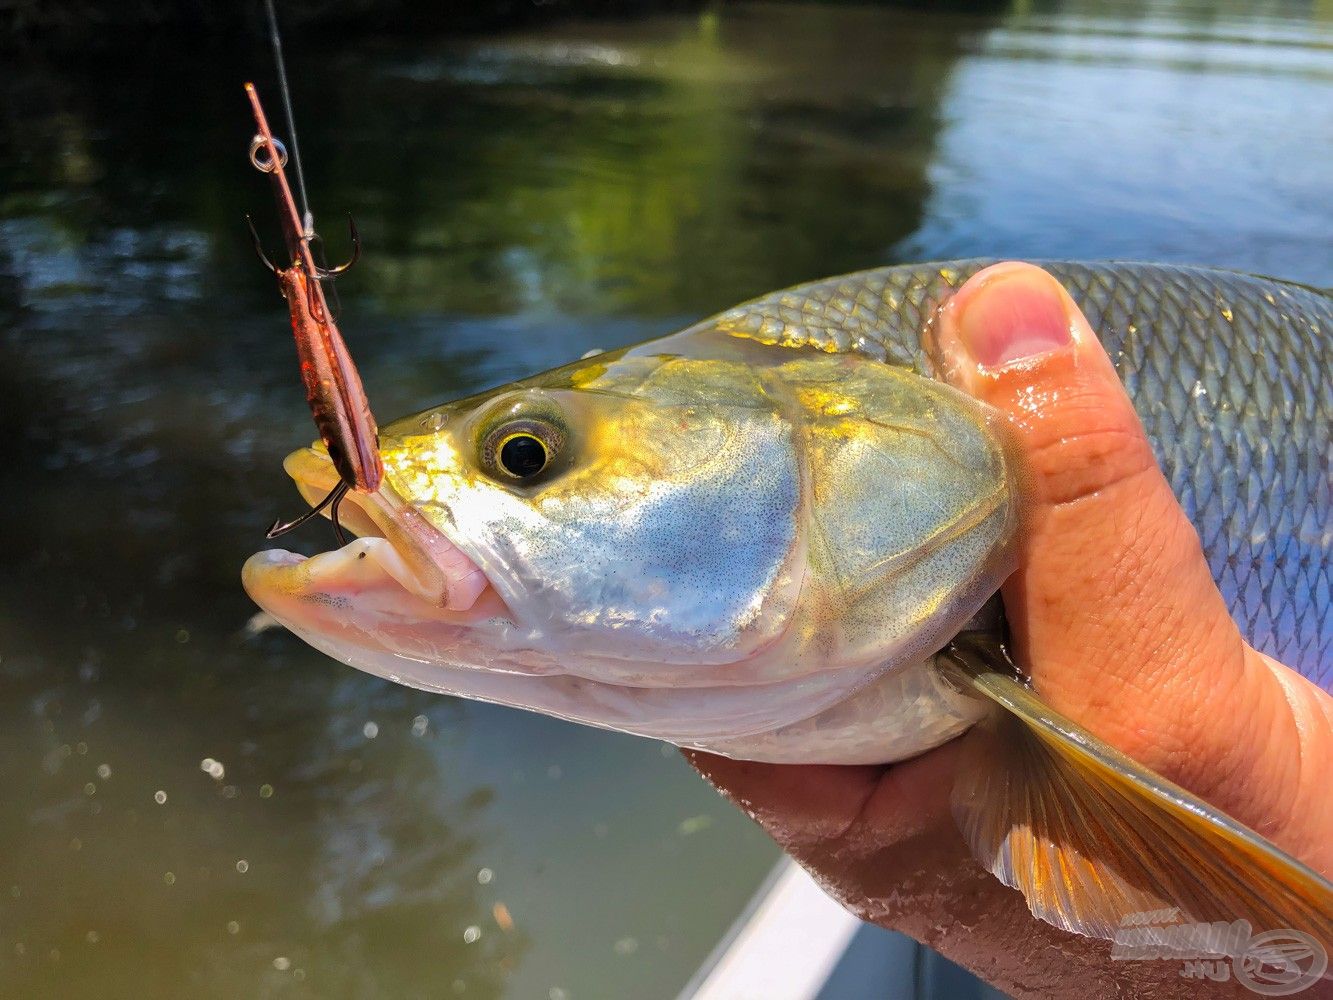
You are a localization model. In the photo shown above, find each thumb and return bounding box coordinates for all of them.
[934,262,1286,818]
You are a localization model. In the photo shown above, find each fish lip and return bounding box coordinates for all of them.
[252,446,502,618]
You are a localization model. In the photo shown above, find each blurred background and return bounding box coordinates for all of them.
[1,1,1329,997]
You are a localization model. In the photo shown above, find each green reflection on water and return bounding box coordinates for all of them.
[302,8,969,318]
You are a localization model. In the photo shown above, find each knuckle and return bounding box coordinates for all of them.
[1008,386,1158,508]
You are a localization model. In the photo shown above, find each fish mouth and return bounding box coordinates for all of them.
[242,446,506,636]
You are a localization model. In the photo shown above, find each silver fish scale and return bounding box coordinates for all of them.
[706,261,1331,686]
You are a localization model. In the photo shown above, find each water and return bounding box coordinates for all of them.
[1,2,1329,997]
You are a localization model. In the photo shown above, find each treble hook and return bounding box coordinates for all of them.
[266,480,350,539]
[245,213,360,281]
[311,215,360,280]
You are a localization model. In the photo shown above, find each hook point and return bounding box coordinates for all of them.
[246,214,281,275]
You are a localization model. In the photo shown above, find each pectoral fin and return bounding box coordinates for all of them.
[939,639,1333,957]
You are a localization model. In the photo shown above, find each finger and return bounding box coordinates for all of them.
[682,744,959,860]
[933,262,1292,821]
[682,752,885,855]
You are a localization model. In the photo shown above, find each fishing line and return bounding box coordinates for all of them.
[259,0,345,315]
[262,0,314,239]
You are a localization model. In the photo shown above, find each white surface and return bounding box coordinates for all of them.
[682,858,863,1000]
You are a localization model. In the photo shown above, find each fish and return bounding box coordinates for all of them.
[243,259,1332,953]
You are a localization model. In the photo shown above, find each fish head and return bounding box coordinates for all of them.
[243,340,1019,742]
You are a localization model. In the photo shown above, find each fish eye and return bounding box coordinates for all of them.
[499,433,547,477]
[482,418,563,482]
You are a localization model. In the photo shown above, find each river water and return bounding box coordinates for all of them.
[1,2,1329,997]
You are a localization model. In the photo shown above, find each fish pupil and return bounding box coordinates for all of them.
[499,434,548,478]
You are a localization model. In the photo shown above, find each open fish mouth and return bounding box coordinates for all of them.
[242,446,506,635]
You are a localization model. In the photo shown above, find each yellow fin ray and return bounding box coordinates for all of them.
[940,642,1333,958]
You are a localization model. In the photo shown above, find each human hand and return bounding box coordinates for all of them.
[685,262,1333,998]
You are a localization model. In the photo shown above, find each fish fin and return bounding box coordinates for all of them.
[939,640,1333,956]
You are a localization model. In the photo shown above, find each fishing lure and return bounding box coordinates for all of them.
[244,82,382,542]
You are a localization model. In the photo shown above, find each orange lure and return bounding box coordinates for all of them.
[244,83,382,515]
